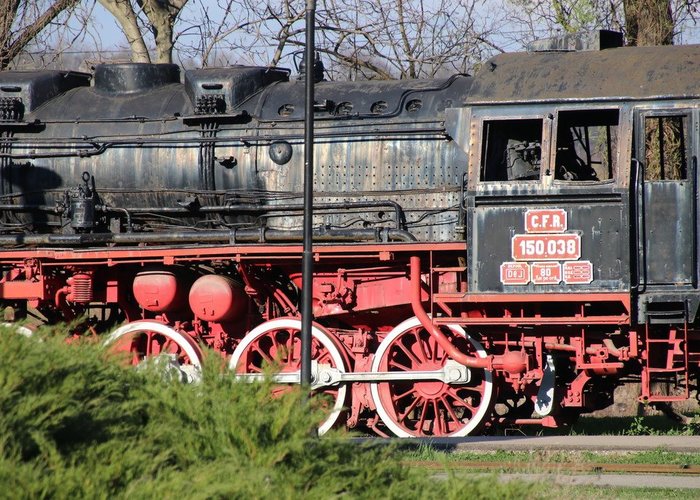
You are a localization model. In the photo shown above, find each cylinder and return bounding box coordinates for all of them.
[188,275,248,322]
[133,270,189,313]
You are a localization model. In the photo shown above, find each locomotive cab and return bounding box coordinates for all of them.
[460,39,700,328]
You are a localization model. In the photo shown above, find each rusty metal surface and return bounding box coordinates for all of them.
[470,45,700,103]
[258,130,466,242]
[0,64,472,243]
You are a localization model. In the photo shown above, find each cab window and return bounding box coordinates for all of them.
[644,115,689,181]
[555,109,618,181]
[480,118,543,181]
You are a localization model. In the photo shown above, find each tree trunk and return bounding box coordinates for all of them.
[624,0,674,46]
[138,0,188,64]
[98,0,151,62]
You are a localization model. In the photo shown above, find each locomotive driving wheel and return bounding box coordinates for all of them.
[228,318,349,435]
[370,317,494,437]
[105,321,203,383]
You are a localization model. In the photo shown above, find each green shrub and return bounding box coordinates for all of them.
[0,328,404,498]
[0,327,538,499]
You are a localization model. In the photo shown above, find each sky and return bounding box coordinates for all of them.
[30,0,700,72]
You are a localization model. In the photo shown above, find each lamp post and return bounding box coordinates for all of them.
[300,0,317,389]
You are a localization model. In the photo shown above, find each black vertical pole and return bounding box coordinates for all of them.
[300,0,316,389]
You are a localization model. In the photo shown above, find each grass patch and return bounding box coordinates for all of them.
[549,485,693,500]
[0,327,545,499]
[403,446,700,467]
[571,415,699,436]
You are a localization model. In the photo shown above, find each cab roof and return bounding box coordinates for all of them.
[469,44,700,103]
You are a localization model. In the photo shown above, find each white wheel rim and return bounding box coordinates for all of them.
[370,316,493,438]
[105,321,203,383]
[229,318,347,436]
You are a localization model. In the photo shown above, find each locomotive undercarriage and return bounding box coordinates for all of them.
[2,241,687,437]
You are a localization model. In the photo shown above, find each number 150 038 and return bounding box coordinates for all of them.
[512,234,580,261]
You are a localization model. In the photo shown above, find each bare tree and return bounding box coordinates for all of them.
[174,0,298,68]
[98,0,189,63]
[318,0,489,79]
[176,0,505,79]
[0,0,81,69]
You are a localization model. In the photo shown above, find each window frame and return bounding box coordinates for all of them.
[638,111,692,182]
[550,107,621,186]
[475,113,548,184]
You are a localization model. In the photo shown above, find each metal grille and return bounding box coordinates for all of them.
[0,97,23,121]
[195,95,226,115]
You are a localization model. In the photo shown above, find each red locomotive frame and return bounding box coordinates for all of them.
[3,238,688,437]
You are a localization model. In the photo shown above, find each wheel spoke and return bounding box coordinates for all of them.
[446,387,477,414]
[432,399,443,435]
[145,331,154,357]
[285,330,294,361]
[162,337,179,356]
[396,339,422,366]
[387,359,412,372]
[252,343,275,365]
[413,328,429,361]
[397,394,422,424]
[431,335,440,361]
[440,395,461,424]
[416,400,429,434]
[270,333,283,358]
[391,385,417,403]
[289,336,301,369]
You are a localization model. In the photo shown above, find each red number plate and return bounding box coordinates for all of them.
[563,261,593,284]
[512,234,581,261]
[531,262,562,285]
[525,209,567,233]
[500,262,530,285]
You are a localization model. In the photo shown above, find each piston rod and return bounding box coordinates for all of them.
[236,360,471,390]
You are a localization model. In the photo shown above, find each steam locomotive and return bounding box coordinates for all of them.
[1,30,699,436]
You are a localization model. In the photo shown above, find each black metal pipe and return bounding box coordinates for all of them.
[301,0,317,390]
[0,227,416,246]
[100,201,407,230]
[0,200,408,231]
[0,204,61,212]
[0,143,109,159]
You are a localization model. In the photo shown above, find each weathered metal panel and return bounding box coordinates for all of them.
[471,198,628,293]
[642,181,694,285]
[257,130,467,241]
